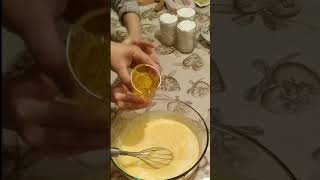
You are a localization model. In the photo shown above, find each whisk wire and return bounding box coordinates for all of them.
[136,147,174,169]
[112,147,174,169]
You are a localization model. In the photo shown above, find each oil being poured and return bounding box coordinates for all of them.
[131,65,161,100]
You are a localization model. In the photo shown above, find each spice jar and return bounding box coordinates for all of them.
[177,7,196,22]
[176,20,197,54]
[159,13,178,46]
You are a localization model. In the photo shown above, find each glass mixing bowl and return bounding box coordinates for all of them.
[66,8,107,110]
[111,94,209,180]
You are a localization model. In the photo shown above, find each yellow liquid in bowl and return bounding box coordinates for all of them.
[113,112,200,179]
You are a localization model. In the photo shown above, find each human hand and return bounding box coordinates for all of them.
[3,0,107,98]
[123,36,160,68]
[3,0,76,98]
[111,42,160,91]
[112,84,150,110]
[165,0,196,11]
[123,36,154,51]
[4,70,106,157]
[13,99,107,157]
[181,0,196,9]
[165,0,178,11]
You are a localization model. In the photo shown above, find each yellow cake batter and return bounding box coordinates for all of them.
[112,112,200,180]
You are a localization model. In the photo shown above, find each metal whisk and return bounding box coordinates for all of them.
[111,147,174,169]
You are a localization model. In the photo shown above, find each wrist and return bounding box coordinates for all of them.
[122,12,141,39]
[127,28,142,40]
[124,34,143,45]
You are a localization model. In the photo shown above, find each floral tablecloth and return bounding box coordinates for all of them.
[110,3,211,180]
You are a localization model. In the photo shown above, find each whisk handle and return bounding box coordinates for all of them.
[111,147,121,157]
[111,147,132,157]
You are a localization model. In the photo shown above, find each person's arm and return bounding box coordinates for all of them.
[111,41,160,88]
[123,13,141,39]
[111,0,160,64]
[111,0,141,39]
[2,0,74,97]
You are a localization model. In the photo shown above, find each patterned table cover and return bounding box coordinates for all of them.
[110,3,211,180]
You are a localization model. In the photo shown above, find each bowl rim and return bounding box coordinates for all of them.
[66,8,107,102]
[111,95,210,179]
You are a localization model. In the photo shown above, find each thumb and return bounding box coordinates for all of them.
[116,66,133,91]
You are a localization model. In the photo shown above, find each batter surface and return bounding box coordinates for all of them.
[113,112,200,179]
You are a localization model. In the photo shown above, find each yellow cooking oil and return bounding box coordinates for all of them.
[131,65,160,100]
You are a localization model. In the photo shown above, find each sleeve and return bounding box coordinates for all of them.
[111,0,140,22]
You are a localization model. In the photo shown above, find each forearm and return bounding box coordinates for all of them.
[122,13,141,38]
[23,22,67,77]
[24,24,75,97]
[112,0,141,37]
[2,0,67,76]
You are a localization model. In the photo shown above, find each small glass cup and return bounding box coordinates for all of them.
[130,64,161,100]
